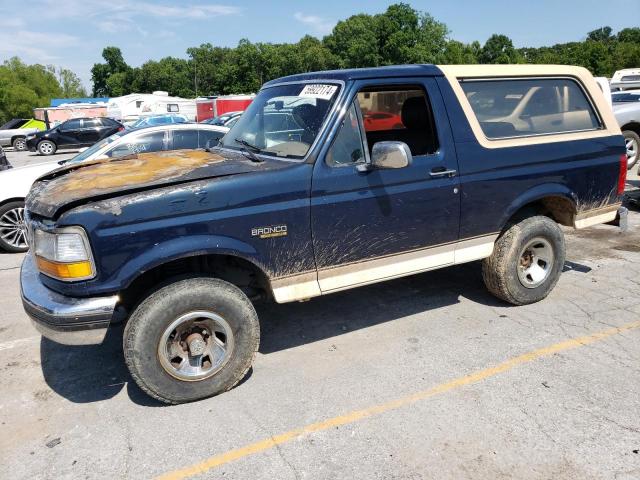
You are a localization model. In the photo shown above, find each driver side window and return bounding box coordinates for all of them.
[326,102,365,167]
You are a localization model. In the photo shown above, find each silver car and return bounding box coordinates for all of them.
[612,90,640,170]
[0,119,41,151]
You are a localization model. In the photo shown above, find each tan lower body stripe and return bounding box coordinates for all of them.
[156,320,640,480]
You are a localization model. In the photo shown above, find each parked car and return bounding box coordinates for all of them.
[25,117,124,156]
[128,114,190,129]
[612,90,640,169]
[0,123,228,252]
[21,65,626,404]
[200,111,243,127]
[0,145,10,171]
[362,111,404,131]
[611,68,640,91]
[0,118,46,151]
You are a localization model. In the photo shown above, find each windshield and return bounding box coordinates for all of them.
[221,83,340,159]
[63,133,122,165]
[612,93,640,103]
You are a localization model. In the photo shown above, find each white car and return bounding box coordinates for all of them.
[0,123,228,252]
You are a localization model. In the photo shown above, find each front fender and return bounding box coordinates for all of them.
[114,234,267,290]
[498,183,577,231]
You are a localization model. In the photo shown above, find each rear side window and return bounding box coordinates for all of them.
[460,78,601,139]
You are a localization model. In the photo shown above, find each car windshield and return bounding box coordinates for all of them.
[220,83,340,159]
[62,133,122,165]
[612,93,640,103]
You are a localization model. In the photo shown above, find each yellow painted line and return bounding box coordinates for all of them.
[156,320,640,480]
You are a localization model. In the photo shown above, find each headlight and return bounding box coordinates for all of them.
[34,227,95,281]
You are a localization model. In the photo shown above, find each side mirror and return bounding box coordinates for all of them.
[358,141,412,171]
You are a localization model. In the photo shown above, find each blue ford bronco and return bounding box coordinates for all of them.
[21,65,628,403]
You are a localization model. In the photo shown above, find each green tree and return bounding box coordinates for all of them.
[91,47,131,96]
[0,57,66,123]
[480,34,522,64]
[57,68,87,97]
[617,27,640,44]
[324,14,382,68]
[587,26,613,42]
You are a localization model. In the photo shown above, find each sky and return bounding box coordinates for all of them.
[0,0,638,92]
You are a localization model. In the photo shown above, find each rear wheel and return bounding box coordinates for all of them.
[37,140,56,156]
[12,137,27,151]
[124,277,259,404]
[623,130,639,169]
[0,201,28,253]
[482,215,565,305]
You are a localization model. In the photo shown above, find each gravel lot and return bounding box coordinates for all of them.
[1,148,639,479]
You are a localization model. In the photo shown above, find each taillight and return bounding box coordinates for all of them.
[118,126,125,132]
[617,153,627,195]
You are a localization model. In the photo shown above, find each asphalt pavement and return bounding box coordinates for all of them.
[0,148,639,479]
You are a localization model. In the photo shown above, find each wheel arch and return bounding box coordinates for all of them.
[498,184,577,232]
[621,121,640,136]
[0,197,26,208]
[114,237,275,311]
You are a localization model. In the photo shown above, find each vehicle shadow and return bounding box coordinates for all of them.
[257,261,504,354]
[39,259,591,406]
[39,325,164,407]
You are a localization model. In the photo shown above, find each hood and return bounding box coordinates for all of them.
[612,102,640,116]
[26,148,292,218]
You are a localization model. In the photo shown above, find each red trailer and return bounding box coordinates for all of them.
[196,98,215,122]
[215,95,254,117]
[196,95,254,121]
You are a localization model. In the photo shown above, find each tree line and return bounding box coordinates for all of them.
[0,58,86,124]
[91,3,640,98]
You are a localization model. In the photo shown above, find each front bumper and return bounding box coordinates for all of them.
[20,253,118,345]
[25,138,38,151]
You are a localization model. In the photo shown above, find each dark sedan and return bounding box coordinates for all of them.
[26,117,124,155]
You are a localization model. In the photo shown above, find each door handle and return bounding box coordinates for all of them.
[429,168,457,178]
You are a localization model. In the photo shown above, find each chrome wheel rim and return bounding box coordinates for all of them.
[626,136,638,168]
[158,311,234,382]
[0,207,27,249]
[14,138,26,150]
[517,237,554,289]
[39,142,53,154]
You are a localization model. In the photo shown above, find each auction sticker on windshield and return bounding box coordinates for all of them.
[299,84,338,100]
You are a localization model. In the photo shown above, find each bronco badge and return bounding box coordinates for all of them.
[251,224,288,239]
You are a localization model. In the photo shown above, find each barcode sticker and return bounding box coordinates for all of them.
[299,84,338,100]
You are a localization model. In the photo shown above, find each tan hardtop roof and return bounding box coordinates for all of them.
[438,64,593,79]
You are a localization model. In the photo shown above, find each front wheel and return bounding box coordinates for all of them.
[482,215,565,305]
[124,277,260,404]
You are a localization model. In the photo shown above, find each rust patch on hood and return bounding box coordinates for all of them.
[43,149,225,203]
[26,147,293,218]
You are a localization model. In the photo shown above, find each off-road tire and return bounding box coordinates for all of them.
[482,215,565,305]
[37,140,56,156]
[12,137,27,151]
[123,277,260,404]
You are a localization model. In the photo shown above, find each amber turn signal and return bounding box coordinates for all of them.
[36,256,93,280]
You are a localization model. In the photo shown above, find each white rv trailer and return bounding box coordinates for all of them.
[107,91,197,123]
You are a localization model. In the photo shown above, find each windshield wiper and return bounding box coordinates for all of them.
[234,138,264,163]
